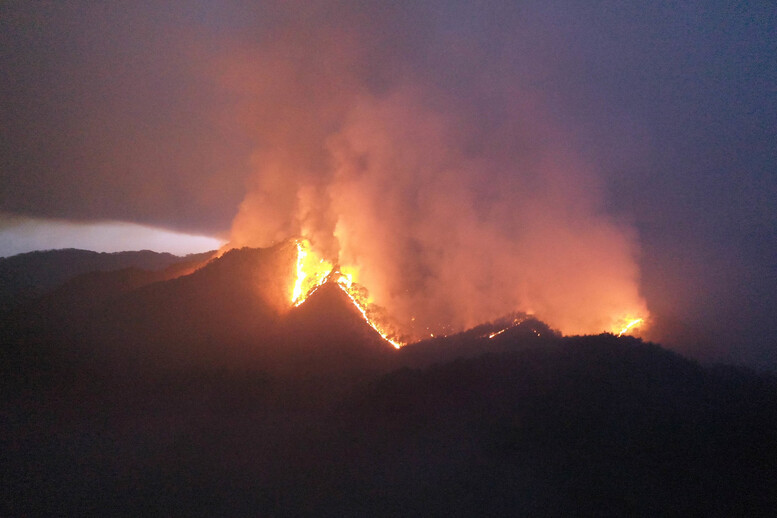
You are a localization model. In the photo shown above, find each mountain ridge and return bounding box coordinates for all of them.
[0,248,215,312]
[2,244,776,515]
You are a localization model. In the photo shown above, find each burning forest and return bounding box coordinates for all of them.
[223,81,650,346]
[290,238,404,348]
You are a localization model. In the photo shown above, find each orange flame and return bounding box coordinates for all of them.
[291,239,404,348]
[291,239,646,347]
[292,240,335,306]
[616,317,645,337]
[488,328,507,339]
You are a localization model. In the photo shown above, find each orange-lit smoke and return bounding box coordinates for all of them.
[219,6,648,341]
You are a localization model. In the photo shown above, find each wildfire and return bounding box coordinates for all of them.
[291,243,306,304]
[289,239,645,348]
[482,315,530,339]
[488,328,507,339]
[292,240,336,306]
[616,317,644,337]
[291,239,404,348]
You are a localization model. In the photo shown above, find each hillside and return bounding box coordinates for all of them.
[0,248,214,312]
[1,244,776,516]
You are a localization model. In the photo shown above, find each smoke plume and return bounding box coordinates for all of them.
[222,2,648,339]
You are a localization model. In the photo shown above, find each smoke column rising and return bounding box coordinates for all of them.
[223,3,648,339]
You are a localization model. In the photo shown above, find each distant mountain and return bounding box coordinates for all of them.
[0,248,215,311]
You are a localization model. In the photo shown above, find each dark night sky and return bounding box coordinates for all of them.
[1,1,775,368]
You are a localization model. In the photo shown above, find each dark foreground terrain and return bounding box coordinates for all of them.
[2,247,776,516]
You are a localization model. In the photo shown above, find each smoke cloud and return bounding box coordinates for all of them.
[222,2,648,339]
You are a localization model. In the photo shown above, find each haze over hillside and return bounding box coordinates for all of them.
[2,243,776,515]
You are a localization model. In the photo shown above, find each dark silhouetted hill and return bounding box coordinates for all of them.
[277,281,397,376]
[337,335,777,516]
[0,248,214,311]
[2,243,394,373]
[2,242,776,516]
[59,244,296,369]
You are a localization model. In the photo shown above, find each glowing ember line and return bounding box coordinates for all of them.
[617,318,644,337]
[335,278,404,349]
[488,328,507,339]
[298,283,323,305]
[483,316,528,339]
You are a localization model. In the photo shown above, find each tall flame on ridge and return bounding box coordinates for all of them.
[292,240,335,307]
[291,239,404,348]
[617,317,644,337]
